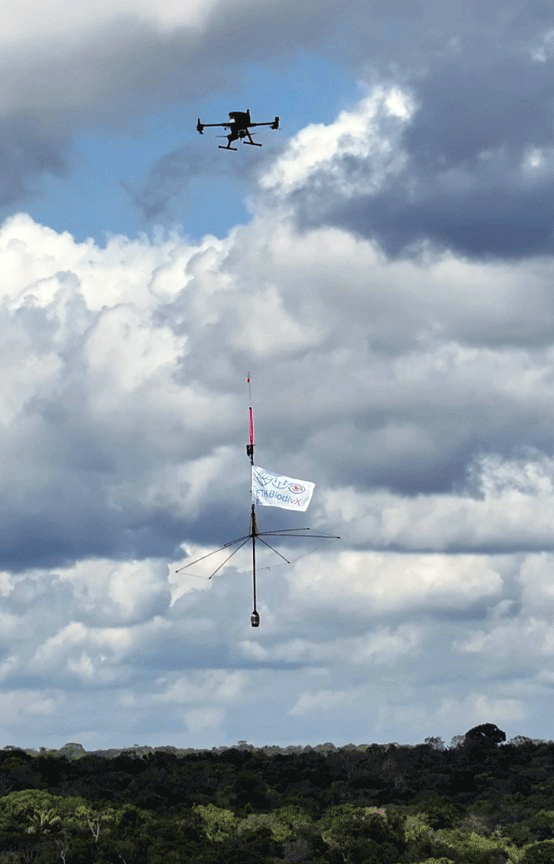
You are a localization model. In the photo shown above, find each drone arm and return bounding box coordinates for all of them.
[249,117,279,129]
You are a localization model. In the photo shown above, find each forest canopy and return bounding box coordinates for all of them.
[1,725,554,863]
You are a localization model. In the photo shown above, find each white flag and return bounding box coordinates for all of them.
[252,465,315,512]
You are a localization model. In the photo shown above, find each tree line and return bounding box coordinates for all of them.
[1,724,554,862]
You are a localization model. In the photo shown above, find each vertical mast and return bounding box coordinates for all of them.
[246,373,260,628]
[246,372,254,466]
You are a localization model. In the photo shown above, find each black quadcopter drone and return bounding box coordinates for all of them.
[196,109,279,150]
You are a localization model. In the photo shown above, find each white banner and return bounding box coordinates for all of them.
[252,466,315,512]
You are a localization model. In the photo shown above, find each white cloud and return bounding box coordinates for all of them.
[320,452,554,554]
[519,553,554,612]
[83,305,184,403]
[241,626,421,666]
[153,671,248,705]
[32,621,133,668]
[0,0,223,47]
[437,692,526,727]
[54,558,170,625]
[456,617,554,659]
[261,87,413,197]
[455,553,554,660]
[289,687,355,716]
[286,552,502,616]
[231,285,324,358]
[0,690,61,724]
[184,706,225,732]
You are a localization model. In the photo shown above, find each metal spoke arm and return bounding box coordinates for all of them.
[174,533,251,573]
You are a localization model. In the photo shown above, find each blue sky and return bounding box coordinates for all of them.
[2,0,554,753]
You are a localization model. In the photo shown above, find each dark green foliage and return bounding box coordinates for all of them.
[465,725,507,748]
[522,841,554,863]
[462,726,508,769]
[321,804,406,864]
[0,753,43,792]
[505,811,554,845]
[3,727,554,861]
[281,824,328,862]
[420,796,463,829]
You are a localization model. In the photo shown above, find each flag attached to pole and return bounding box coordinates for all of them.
[252,466,315,512]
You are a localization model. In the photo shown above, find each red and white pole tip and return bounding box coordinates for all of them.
[246,373,255,461]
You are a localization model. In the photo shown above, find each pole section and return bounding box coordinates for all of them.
[250,504,258,627]
[247,373,260,627]
[246,372,254,465]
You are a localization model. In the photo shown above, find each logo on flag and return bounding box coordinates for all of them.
[252,466,315,512]
[289,483,305,494]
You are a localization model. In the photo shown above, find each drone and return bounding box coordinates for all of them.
[196,109,279,150]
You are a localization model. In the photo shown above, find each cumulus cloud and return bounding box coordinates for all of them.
[153,670,248,704]
[184,706,225,732]
[437,692,526,727]
[258,2,554,259]
[320,453,554,554]
[457,616,554,660]
[453,552,554,671]
[289,687,353,716]
[241,625,421,666]
[283,552,503,625]
[269,79,554,259]
[0,690,60,723]
[31,621,134,687]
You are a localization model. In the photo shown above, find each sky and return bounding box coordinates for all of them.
[1,0,554,752]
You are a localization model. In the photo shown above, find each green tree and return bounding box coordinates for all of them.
[0,790,63,834]
[25,806,62,836]
[414,859,456,864]
[465,725,507,747]
[194,803,237,842]
[237,805,313,844]
[463,725,507,759]
[71,803,117,841]
[437,828,519,864]
[523,812,554,843]
[322,804,405,864]
[421,798,462,830]
[522,841,554,864]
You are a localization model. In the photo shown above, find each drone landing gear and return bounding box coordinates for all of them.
[218,145,238,150]
[244,141,262,147]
